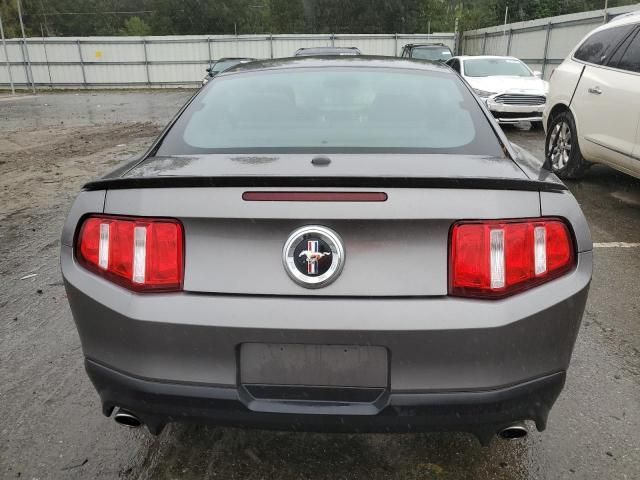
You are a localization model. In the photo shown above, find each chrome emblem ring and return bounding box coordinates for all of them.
[283,226,345,289]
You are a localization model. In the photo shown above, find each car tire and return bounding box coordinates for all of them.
[545,111,589,180]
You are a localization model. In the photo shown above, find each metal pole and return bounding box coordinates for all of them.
[604,0,609,23]
[0,11,15,94]
[41,24,52,88]
[330,33,335,47]
[454,17,460,55]
[502,6,509,54]
[17,0,36,93]
[76,39,87,87]
[482,32,487,54]
[142,39,150,86]
[394,33,398,56]
[269,33,273,59]
[541,22,552,77]
[506,29,513,55]
[207,36,212,64]
[503,6,509,31]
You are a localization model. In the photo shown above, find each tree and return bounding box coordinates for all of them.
[120,16,152,36]
[1,0,638,38]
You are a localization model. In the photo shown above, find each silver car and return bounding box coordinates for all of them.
[61,57,592,445]
[447,56,549,127]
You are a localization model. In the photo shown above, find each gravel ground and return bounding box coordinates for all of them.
[0,92,639,480]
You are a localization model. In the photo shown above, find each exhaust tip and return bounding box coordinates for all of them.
[114,409,142,428]
[498,423,528,440]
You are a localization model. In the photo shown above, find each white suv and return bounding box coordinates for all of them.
[543,12,640,179]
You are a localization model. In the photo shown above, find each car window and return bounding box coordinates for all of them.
[157,68,504,156]
[613,30,640,73]
[463,58,531,77]
[410,47,453,61]
[574,24,635,65]
[211,60,243,74]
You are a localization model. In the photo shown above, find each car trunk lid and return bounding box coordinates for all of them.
[97,154,552,297]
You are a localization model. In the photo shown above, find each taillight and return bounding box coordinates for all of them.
[76,215,184,292]
[449,218,574,298]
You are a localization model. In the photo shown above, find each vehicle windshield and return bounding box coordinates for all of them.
[464,58,532,77]
[158,67,503,156]
[410,47,453,61]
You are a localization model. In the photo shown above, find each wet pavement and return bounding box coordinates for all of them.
[1,92,639,479]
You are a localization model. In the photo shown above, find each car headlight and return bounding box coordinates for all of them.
[473,89,497,98]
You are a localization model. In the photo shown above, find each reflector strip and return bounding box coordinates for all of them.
[534,226,547,275]
[307,240,318,274]
[98,223,109,269]
[490,229,505,289]
[132,226,147,284]
[242,191,388,202]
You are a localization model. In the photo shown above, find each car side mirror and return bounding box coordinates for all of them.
[206,67,212,73]
[533,70,543,78]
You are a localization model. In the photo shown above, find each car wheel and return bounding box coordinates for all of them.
[545,111,589,179]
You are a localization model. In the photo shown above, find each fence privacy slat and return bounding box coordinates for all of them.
[0,33,455,88]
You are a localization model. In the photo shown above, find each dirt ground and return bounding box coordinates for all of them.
[1,92,639,480]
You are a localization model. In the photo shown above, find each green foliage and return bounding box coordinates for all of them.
[0,0,638,38]
[120,16,152,36]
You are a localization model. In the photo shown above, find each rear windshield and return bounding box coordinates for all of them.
[157,67,503,156]
[411,47,453,61]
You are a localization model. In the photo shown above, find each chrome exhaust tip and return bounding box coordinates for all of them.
[498,423,528,440]
[113,408,142,428]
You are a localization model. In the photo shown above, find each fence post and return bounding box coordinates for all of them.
[17,0,35,93]
[482,32,487,54]
[142,38,151,87]
[40,24,52,88]
[453,17,459,55]
[76,40,87,88]
[0,11,14,94]
[506,29,513,55]
[269,33,274,59]
[541,22,552,77]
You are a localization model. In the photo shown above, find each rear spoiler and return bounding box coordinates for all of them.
[83,176,567,193]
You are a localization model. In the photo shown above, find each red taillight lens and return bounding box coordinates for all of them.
[76,215,184,292]
[449,218,574,298]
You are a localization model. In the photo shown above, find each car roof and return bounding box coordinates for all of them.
[295,46,361,55]
[213,57,256,62]
[606,9,640,26]
[404,43,451,48]
[219,55,453,76]
[572,10,640,42]
[451,55,523,62]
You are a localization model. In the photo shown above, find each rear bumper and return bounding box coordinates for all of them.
[62,245,591,439]
[87,358,566,444]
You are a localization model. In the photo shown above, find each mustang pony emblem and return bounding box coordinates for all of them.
[299,240,331,274]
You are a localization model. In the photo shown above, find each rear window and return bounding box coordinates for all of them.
[410,47,453,61]
[574,24,635,65]
[613,31,640,73]
[157,67,504,156]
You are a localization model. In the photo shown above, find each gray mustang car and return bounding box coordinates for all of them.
[61,57,592,445]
